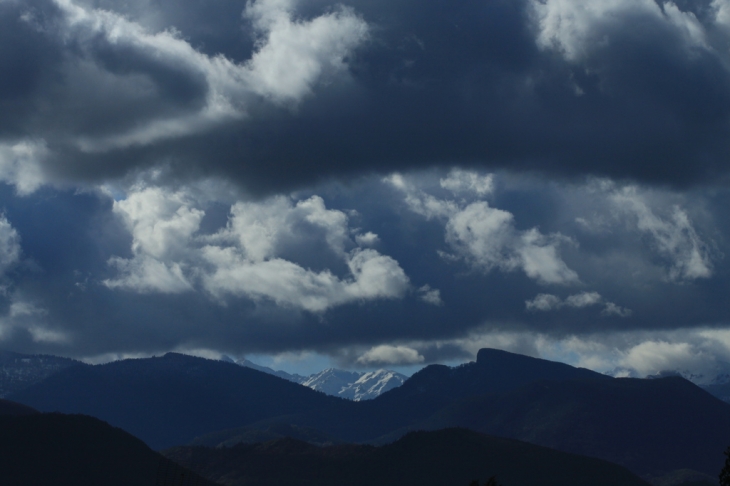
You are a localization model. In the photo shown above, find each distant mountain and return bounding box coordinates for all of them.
[293,347,611,442]
[387,375,730,477]
[164,428,650,486]
[0,350,83,397]
[10,352,341,450]
[0,412,217,486]
[298,368,407,401]
[233,358,306,382]
[607,364,730,404]
[233,358,407,401]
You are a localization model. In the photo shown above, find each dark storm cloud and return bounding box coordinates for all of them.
[2,0,730,194]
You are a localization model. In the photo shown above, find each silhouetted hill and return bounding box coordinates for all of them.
[0,413,218,486]
[396,376,730,476]
[164,428,650,486]
[0,397,38,416]
[9,352,341,449]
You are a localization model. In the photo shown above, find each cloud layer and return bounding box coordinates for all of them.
[1,0,730,378]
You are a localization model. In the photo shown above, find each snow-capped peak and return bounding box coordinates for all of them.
[232,358,407,400]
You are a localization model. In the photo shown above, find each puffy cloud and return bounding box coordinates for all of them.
[524,293,562,312]
[565,291,602,308]
[105,185,410,311]
[201,247,409,311]
[620,340,708,378]
[357,344,425,366]
[112,186,204,260]
[102,186,201,293]
[0,140,47,195]
[440,169,494,196]
[104,256,193,294]
[610,186,713,281]
[531,0,708,62]
[0,296,69,346]
[389,171,578,285]
[418,284,443,306]
[243,0,368,103]
[354,231,379,247]
[526,291,631,317]
[0,215,21,274]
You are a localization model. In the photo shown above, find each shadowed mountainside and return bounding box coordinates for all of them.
[164,428,650,486]
[9,352,339,450]
[386,375,730,477]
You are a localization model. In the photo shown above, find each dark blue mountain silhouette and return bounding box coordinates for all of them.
[10,348,730,477]
[0,412,217,486]
[165,428,650,486]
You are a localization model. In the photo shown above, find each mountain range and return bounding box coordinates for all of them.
[7,347,730,482]
[232,357,407,401]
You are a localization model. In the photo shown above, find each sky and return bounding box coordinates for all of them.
[2,0,730,380]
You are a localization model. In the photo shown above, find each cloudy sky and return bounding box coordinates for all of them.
[2,0,730,379]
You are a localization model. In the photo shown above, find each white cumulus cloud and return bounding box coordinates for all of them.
[526,291,631,317]
[357,344,425,365]
[105,186,411,311]
[389,171,578,285]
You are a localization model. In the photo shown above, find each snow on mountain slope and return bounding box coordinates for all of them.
[230,358,407,401]
[343,370,406,401]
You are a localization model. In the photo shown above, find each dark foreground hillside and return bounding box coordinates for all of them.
[0,413,219,486]
[164,428,650,486]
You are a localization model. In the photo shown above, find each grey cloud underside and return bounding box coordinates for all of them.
[4,0,730,193]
